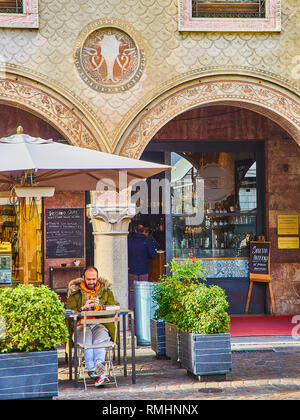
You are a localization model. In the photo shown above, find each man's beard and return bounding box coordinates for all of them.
[85,281,95,290]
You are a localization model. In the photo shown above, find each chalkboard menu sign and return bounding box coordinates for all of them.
[249,241,270,278]
[45,208,84,259]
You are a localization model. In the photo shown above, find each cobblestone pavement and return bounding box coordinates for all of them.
[55,343,300,400]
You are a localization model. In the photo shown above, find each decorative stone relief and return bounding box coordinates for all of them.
[119,78,300,158]
[0,0,38,28]
[0,77,99,149]
[74,18,146,93]
[87,203,135,235]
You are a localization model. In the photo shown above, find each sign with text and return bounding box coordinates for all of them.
[277,214,299,235]
[278,237,299,249]
[45,208,85,259]
[249,241,270,280]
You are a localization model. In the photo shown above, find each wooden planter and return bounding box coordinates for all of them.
[179,331,232,380]
[150,319,166,356]
[165,322,179,363]
[0,350,58,400]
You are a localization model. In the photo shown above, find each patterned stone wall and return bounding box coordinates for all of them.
[0,0,298,151]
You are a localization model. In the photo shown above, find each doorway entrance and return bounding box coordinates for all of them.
[131,139,266,314]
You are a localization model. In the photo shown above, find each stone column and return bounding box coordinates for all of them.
[86,201,135,309]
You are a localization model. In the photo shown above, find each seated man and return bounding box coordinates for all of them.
[66,266,117,387]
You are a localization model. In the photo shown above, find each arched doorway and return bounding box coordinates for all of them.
[119,77,300,316]
[0,76,105,150]
[0,79,100,289]
[117,77,300,158]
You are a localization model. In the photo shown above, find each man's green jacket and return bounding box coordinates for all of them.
[66,277,117,342]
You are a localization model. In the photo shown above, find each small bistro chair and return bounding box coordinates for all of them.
[76,309,120,390]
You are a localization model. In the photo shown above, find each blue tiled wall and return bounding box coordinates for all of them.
[176,258,249,278]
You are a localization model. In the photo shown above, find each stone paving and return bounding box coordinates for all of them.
[55,339,300,400]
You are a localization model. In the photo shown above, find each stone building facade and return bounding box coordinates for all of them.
[0,0,299,314]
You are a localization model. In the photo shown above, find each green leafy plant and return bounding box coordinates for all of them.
[152,258,230,334]
[176,283,230,334]
[0,284,68,353]
[152,258,206,325]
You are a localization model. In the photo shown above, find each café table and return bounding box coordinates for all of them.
[65,308,136,385]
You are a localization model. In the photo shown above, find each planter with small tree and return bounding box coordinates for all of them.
[152,258,232,380]
[176,281,232,381]
[151,258,206,362]
[0,284,68,400]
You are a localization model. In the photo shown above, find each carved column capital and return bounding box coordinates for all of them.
[86,203,135,235]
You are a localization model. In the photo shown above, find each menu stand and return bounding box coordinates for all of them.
[245,237,276,314]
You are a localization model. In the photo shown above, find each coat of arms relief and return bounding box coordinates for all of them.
[75,20,145,93]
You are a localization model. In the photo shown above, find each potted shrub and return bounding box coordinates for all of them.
[0,284,68,400]
[152,258,232,380]
[151,258,206,362]
[176,282,232,381]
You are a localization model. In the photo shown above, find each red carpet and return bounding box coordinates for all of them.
[229,315,295,337]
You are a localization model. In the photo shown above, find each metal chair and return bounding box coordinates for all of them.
[77,309,120,390]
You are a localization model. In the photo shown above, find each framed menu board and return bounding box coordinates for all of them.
[249,241,271,281]
[246,240,275,314]
[45,208,85,259]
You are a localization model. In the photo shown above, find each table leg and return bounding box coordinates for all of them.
[131,312,136,384]
[68,318,72,381]
[123,314,127,377]
[117,322,121,365]
[73,318,78,387]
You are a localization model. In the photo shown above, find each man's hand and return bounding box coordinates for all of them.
[81,298,100,311]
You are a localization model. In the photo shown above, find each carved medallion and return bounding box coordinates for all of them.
[75,20,145,93]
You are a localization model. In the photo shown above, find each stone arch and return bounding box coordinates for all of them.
[0,76,105,151]
[117,77,300,158]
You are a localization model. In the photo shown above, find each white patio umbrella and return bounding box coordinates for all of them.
[0,127,171,284]
[0,128,170,191]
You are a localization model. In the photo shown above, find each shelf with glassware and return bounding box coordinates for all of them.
[0,206,17,284]
[172,211,256,259]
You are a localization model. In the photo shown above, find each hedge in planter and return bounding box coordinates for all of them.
[176,282,232,379]
[152,259,206,361]
[0,284,68,400]
[152,259,207,325]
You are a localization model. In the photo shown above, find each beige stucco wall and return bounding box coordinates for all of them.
[0,0,299,151]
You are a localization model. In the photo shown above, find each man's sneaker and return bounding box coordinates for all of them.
[87,370,98,379]
[94,375,109,387]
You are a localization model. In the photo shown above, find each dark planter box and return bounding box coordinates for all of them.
[179,331,232,378]
[0,350,58,400]
[165,322,179,363]
[150,319,166,356]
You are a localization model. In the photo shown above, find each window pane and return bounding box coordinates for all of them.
[171,151,257,259]
[191,0,266,19]
[0,1,23,14]
[0,196,42,285]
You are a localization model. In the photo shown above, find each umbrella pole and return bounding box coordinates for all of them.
[20,197,29,285]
